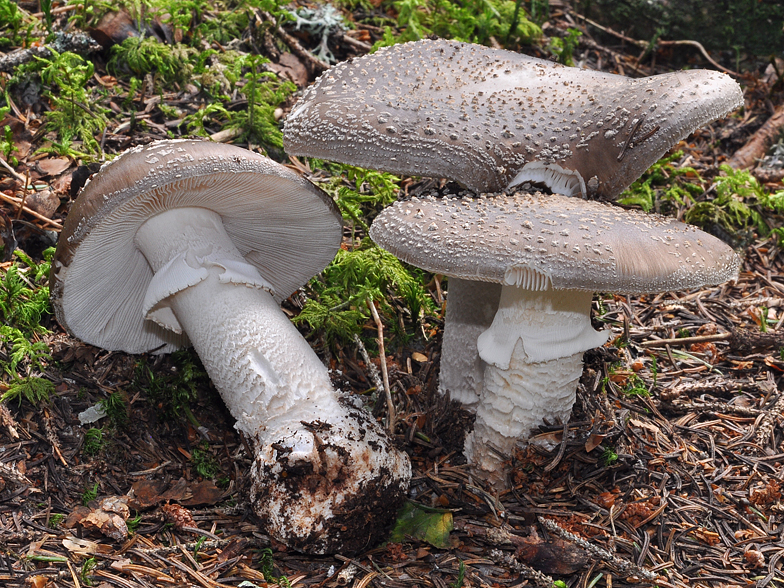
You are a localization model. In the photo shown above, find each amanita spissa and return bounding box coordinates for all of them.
[370,191,740,484]
[51,140,410,554]
[283,38,744,413]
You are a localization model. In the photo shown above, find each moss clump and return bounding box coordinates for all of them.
[376,0,541,49]
[0,249,55,407]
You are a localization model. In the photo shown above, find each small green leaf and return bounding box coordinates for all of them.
[389,501,453,548]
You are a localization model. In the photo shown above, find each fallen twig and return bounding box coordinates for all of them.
[368,298,395,433]
[353,334,384,393]
[538,517,658,581]
[0,402,19,439]
[638,332,730,348]
[574,12,739,77]
[0,192,62,230]
[728,104,784,170]
[489,549,555,588]
[258,10,329,75]
[0,31,100,73]
[638,328,784,354]
[0,460,33,487]
[755,374,784,448]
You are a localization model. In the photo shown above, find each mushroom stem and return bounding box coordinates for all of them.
[466,286,608,485]
[465,348,585,485]
[134,207,411,554]
[438,278,501,407]
[135,207,342,432]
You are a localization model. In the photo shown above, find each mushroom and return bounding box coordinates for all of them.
[50,139,411,554]
[283,38,744,409]
[284,38,743,199]
[370,191,740,484]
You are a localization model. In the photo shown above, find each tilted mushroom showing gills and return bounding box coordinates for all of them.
[370,192,740,485]
[284,39,743,199]
[50,140,411,554]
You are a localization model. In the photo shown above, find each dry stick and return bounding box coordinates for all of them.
[538,517,658,581]
[0,156,28,183]
[258,10,329,75]
[336,32,372,53]
[367,298,395,433]
[131,538,237,557]
[31,4,80,18]
[755,374,783,448]
[0,402,19,439]
[65,560,82,588]
[0,31,100,73]
[544,421,569,473]
[0,192,62,230]
[668,399,761,418]
[0,460,33,487]
[42,407,68,467]
[728,103,784,170]
[353,334,383,392]
[573,12,738,77]
[637,332,730,348]
[16,170,30,220]
[489,549,555,588]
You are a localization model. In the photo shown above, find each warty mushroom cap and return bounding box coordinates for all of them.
[50,139,343,354]
[372,192,740,484]
[285,39,743,199]
[369,191,741,295]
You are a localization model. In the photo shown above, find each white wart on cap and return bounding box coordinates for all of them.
[51,140,411,554]
[285,39,743,199]
[370,191,740,483]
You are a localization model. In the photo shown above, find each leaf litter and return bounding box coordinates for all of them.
[1,1,784,587]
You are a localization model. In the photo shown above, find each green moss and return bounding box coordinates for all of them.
[295,239,435,347]
[0,250,54,407]
[191,441,220,478]
[376,0,541,48]
[0,0,29,48]
[232,54,296,152]
[548,27,582,65]
[81,482,99,506]
[109,37,197,86]
[83,427,105,456]
[33,51,109,155]
[618,150,702,213]
[99,391,128,428]
[182,52,294,155]
[48,513,65,529]
[683,166,766,240]
[133,349,208,421]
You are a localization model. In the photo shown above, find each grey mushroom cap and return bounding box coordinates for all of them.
[51,139,343,354]
[369,191,740,294]
[285,39,743,199]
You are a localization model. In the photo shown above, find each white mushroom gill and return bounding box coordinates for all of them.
[134,207,411,554]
